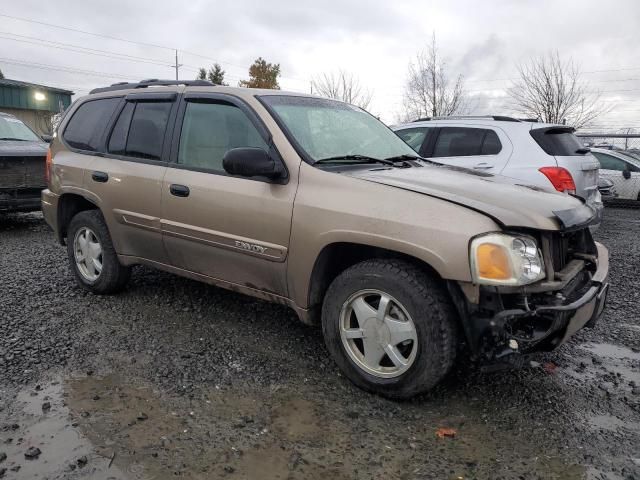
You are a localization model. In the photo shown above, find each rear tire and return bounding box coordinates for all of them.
[321,259,458,399]
[66,210,130,294]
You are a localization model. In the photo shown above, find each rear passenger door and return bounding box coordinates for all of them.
[160,93,296,297]
[84,93,177,264]
[425,126,511,173]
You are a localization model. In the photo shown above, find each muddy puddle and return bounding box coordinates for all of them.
[0,374,606,480]
[587,414,640,433]
[560,342,640,389]
[579,342,640,362]
[0,374,592,479]
[0,380,128,479]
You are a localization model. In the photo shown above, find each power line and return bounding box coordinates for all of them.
[0,13,174,51]
[0,33,176,68]
[0,57,136,80]
[0,13,309,85]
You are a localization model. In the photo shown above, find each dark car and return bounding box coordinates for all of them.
[0,112,49,213]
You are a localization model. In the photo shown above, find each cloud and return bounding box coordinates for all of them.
[1,0,639,126]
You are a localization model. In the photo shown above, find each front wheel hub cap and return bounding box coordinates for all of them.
[73,227,103,282]
[339,289,418,378]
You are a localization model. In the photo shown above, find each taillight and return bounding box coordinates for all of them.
[45,148,52,185]
[539,167,576,194]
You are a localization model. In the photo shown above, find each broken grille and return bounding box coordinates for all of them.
[0,156,46,189]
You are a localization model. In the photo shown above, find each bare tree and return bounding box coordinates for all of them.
[509,52,609,128]
[402,34,466,121]
[311,70,373,109]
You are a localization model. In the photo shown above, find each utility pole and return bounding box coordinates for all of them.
[174,50,183,80]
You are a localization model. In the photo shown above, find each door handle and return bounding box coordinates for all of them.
[473,162,493,170]
[170,184,190,197]
[91,171,109,183]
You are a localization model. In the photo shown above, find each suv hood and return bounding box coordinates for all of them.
[349,163,595,231]
[0,140,48,156]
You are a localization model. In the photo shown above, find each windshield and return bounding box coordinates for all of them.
[261,95,417,162]
[0,115,40,141]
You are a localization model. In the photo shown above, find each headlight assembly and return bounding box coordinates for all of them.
[470,233,545,286]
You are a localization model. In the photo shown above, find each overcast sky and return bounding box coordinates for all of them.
[2,0,639,128]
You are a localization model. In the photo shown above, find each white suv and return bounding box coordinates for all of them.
[393,116,603,224]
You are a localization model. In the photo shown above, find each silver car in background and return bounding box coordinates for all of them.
[393,116,603,226]
[590,147,640,202]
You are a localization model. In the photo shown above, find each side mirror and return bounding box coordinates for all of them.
[41,134,53,143]
[223,147,285,181]
[623,168,631,180]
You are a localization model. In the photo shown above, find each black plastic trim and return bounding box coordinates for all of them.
[89,79,213,94]
[125,92,177,102]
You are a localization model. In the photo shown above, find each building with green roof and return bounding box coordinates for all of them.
[0,79,73,136]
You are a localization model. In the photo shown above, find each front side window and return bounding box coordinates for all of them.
[593,152,629,172]
[432,127,502,158]
[0,115,40,142]
[592,152,637,172]
[396,127,432,152]
[63,97,121,151]
[260,95,416,162]
[177,101,268,171]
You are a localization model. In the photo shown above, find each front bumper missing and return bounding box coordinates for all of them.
[457,242,609,361]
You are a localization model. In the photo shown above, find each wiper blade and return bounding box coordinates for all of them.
[384,154,422,162]
[0,137,28,141]
[314,155,395,166]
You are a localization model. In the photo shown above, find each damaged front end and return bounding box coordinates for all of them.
[450,211,609,367]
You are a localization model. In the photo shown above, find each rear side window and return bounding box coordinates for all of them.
[530,128,586,156]
[177,101,267,172]
[396,127,432,152]
[108,102,134,155]
[432,127,502,158]
[108,101,172,160]
[63,98,120,151]
[481,130,501,155]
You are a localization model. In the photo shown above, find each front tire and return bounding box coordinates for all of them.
[66,210,130,294]
[321,259,458,399]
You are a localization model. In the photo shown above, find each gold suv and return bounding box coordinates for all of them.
[42,80,609,398]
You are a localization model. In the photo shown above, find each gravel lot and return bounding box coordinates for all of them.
[0,208,638,479]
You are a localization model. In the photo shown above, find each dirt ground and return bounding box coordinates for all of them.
[0,208,638,479]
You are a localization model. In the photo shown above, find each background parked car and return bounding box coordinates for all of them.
[0,112,50,213]
[591,147,640,201]
[392,116,603,224]
[597,177,617,200]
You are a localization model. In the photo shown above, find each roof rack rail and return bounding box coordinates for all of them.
[418,115,522,122]
[89,79,214,94]
[518,118,541,123]
[412,117,431,122]
[490,115,521,122]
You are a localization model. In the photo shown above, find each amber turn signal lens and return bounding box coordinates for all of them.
[476,243,511,280]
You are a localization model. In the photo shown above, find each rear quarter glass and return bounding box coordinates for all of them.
[530,127,586,156]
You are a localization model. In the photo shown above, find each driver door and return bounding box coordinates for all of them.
[160,93,297,297]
